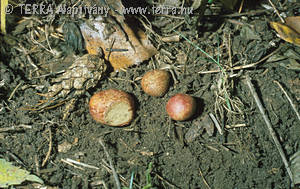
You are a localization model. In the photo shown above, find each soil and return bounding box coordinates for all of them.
[0,0,300,189]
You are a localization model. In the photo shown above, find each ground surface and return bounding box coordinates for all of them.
[0,0,299,188]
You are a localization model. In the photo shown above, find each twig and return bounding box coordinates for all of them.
[6,151,25,166]
[166,21,185,33]
[225,123,247,129]
[16,43,39,71]
[8,82,23,101]
[205,145,219,152]
[245,75,293,182]
[137,14,162,42]
[268,0,285,23]
[61,158,100,170]
[62,158,100,170]
[34,155,40,176]
[44,24,54,54]
[226,19,254,28]
[161,35,180,42]
[0,124,32,132]
[99,138,121,189]
[42,126,52,167]
[273,80,300,122]
[36,26,64,40]
[29,31,54,55]
[238,0,245,13]
[61,159,84,170]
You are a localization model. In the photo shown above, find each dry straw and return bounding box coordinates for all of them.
[1,0,8,34]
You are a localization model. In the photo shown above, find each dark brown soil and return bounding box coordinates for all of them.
[0,0,299,188]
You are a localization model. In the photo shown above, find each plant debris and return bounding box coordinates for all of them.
[45,54,106,98]
[0,158,43,188]
[270,16,300,47]
[80,16,158,70]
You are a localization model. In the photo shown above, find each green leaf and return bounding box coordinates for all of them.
[0,158,43,188]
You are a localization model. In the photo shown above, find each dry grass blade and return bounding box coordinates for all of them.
[273,80,300,122]
[0,0,8,34]
[290,151,300,186]
[99,138,121,189]
[209,113,223,135]
[42,127,52,167]
[198,46,281,74]
[245,75,293,183]
[199,167,211,189]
